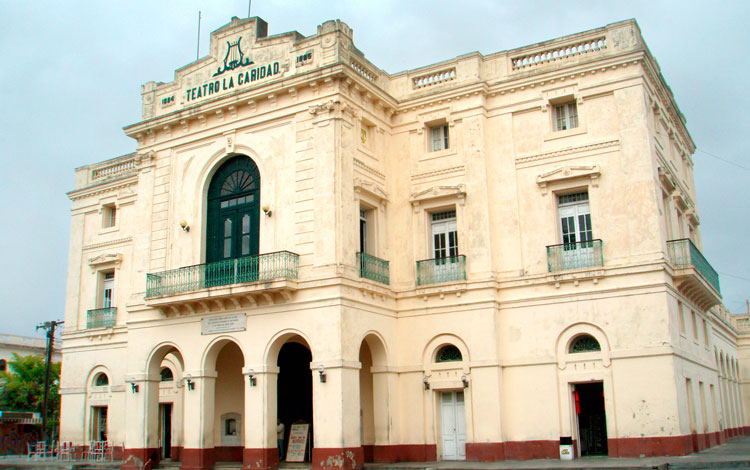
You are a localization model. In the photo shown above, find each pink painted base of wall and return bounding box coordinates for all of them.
[243,447,279,470]
[371,444,436,463]
[121,447,159,470]
[311,447,364,470]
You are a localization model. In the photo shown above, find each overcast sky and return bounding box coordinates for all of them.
[1,1,748,337]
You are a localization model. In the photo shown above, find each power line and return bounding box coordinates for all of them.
[717,270,750,283]
[696,149,750,172]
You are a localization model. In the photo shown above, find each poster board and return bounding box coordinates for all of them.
[285,423,309,462]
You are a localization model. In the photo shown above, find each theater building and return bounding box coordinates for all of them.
[61,16,749,470]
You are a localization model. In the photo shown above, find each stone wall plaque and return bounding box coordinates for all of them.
[201,313,246,335]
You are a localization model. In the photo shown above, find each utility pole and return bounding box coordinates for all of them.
[36,320,63,444]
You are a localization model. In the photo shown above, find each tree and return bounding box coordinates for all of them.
[0,353,60,424]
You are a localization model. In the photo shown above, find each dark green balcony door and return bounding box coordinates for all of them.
[207,156,261,281]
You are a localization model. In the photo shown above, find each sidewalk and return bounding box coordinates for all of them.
[364,437,750,470]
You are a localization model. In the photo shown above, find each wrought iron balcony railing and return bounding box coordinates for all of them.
[146,251,299,298]
[547,239,603,272]
[416,255,466,286]
[357,252,390,285]
[86,307,116,329]
[667,239,720,294]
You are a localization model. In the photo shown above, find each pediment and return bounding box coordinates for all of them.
[536,165,600,195]
[88,253,123,269]
[354,179,389,205]
[410,184,466,211]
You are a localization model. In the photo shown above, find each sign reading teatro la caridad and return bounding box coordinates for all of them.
[182,37,280,104]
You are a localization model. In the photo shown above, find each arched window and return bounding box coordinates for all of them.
[207,156,261,263]
[94,373,109,386]
[569,335,601,353]
[160,367,174,382]
[435,345,462,363]
[0,359,6,372]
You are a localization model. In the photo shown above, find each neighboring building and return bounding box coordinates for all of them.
[61,16,748,470]
[0,334,61,372]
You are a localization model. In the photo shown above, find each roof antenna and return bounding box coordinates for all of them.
[196,11,201,61]
[248,0,252,17]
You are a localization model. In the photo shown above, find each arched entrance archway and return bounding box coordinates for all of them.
[206,340,245,463]
[359,333,389,462]
[277,340,313,462]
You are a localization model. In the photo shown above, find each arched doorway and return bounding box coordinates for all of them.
[359,334,389,462]
[139,345,185,466]
[213,342,245,462]
[206,155,261,264]
[277,340,312,462]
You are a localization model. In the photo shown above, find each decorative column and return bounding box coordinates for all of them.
[242,366,279,470]
[181,371,217,470]
[311,361,364,470]
[122,373,159,470]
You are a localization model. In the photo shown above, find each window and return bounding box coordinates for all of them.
[556,192,594,269]
[94,373,109,386]
[569,335,601,353]
[101,271,114,308]
[0,359,6,372]
[430,124,449,151]
[702,319,709,345]
[435,345,462,363]
[102,204,117,228]
[431,210,458,259]
[225,418,237,436]
[359,209,368,254]
[554,102,578,131]
[160,367,174,382]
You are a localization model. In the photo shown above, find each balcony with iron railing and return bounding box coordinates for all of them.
[667,239,721,310]
[357,253,390,285]
[547,239,603,272]
[416,255,466,286]
[86,307,116,329]
[145,251,299,313]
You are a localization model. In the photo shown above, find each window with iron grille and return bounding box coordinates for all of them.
[435,345,463,362]
[569,335,601,353]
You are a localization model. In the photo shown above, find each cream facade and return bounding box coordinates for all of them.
[61,16,749,470]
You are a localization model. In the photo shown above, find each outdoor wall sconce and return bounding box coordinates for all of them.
[461,375,469,388]
[318,365,326,383]
[126,377,139,393]
[262,204,272,217]
[180,220,190,232]
[185,374,195,391]
[423,376,430,390]
[248,370,257,387]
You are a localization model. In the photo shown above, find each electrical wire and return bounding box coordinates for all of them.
[696,149,750,172]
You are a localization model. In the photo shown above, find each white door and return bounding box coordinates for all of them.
[431,211,459,281]
[440,391,466,460]
[558,193,593,269]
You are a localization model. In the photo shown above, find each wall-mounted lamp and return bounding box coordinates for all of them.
[262,204,272,217]
[126,377,139,393]
[423,376,430,390]
[461,375,469,388]
[318,365,326,383]
[248,369,256,387]
[185,374,194,391]
[180,220,190,232]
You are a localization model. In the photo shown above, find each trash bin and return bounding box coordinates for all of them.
[559,436,573,460]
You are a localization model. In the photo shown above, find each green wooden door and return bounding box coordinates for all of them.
[207,156,261,281]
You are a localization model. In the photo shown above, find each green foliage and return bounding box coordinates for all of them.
[0,353,60,420]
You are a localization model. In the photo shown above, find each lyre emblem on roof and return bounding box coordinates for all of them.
[213,36,254,77]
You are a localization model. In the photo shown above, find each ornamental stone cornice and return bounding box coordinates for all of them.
[353,178,388,206]
[536,165,600,195]
[83,237,133,252]
[516,140,618,165]
[410,184,466,212]
[88,253,123,272]
[353,158,385,180]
